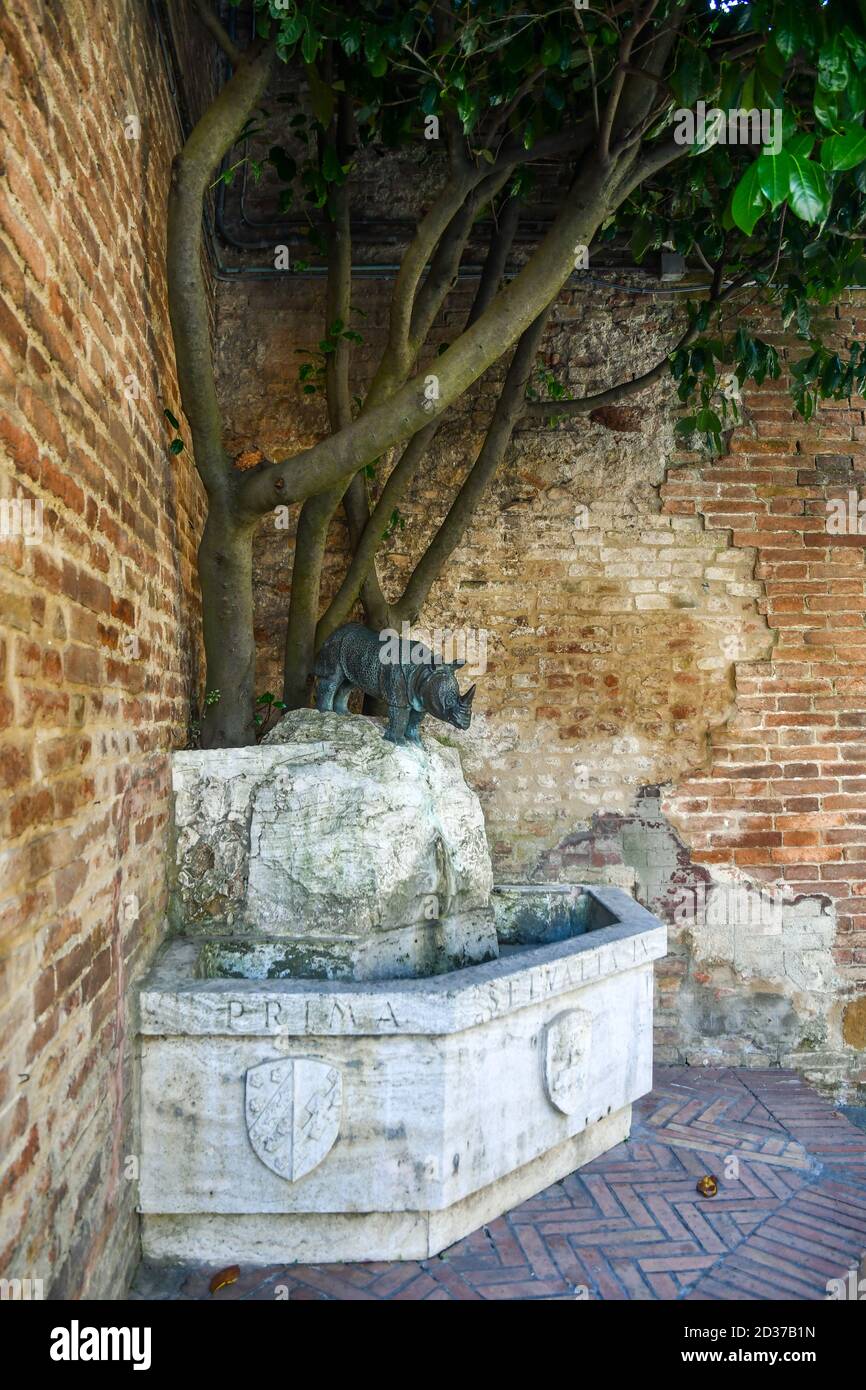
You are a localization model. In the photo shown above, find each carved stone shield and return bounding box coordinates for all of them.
[245,1058,342,1181]
[542,1009,592,1115]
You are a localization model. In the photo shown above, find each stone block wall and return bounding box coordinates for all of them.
[0,1,207,1296]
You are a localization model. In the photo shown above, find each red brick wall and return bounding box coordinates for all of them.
[0,1,206,1296]
[662,297,866,1087]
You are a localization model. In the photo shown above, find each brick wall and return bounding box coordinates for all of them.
[217,271,866,1096]
[659,297,866,1089]
[0,1,206,1296]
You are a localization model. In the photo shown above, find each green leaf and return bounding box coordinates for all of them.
[169,438,184,455]
[630,217,658,262]
[275,15,303,47]
[756,149,793,208]
[322,144,342,182]
[504,31,534,74]
[785,131,815,160]
[787,155,830,223]
[821,353,844,394]
[814,86,840,131]
[818,37,850,94]
[301,25,319,66]
[307,63,337,126]
[340,20,361,57]
[541,32,561,68]
[671,50,710,108]
[821,126,866,172]
[842,26,866,66]
[696,408,722,433]
[730,162,767,235]
[774,1,807,61]
[163,408,180,430]
[457,90,479,134]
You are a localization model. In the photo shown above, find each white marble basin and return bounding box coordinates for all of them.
[138,885,665,1265]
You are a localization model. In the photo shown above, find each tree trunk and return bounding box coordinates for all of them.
[198,503,257,747]
[282,489,335,710]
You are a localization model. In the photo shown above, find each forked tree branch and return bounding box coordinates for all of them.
[409,162,517,353]
[317,422,440,644]
[598,0,659,162]
[237,144,615,516]
[317,197,524,639]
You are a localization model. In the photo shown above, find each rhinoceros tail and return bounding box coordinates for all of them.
[313,628,342,677]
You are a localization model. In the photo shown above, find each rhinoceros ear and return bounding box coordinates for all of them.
[463,683,476,704]
[451,659,466,670]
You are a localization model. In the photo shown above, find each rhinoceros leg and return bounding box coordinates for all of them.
[333,681,353,713]
[383,704,409,744]
[406,708,424,744]
[316,677,339,712]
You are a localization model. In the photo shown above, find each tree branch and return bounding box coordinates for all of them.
[316,196,523,640]
[609,132,688,205]
[466,192,521,327]
[237,153,621,516]
[369,171,479,393]
[409,161,516,353]
[317,422,440,643]
[167,40,275,500]
[598,0,659,163]
[325,94,353,434]
[192,0,243,67]
[393,307,552,624]
[522,273,752,421]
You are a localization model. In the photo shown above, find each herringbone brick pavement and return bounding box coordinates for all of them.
[131,1068,866,1301]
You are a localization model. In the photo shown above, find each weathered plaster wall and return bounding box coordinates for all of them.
[216,268,866,1097]
[0,1,208,1296]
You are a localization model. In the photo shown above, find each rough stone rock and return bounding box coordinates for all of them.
[170,709,496,979]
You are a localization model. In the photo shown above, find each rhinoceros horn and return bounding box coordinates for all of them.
[463,683,476,704]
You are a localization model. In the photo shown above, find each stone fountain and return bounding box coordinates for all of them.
[138,710,665,1264]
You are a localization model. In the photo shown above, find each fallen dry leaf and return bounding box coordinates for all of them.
[209,1265,240,1294]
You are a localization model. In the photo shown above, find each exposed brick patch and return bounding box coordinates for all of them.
[663,300,866,1092]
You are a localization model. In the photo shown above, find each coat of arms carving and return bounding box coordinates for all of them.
[245,1058,342,1180]
[542,1008,592,1115]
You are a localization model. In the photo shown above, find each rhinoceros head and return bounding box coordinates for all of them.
[426,661,476,730]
